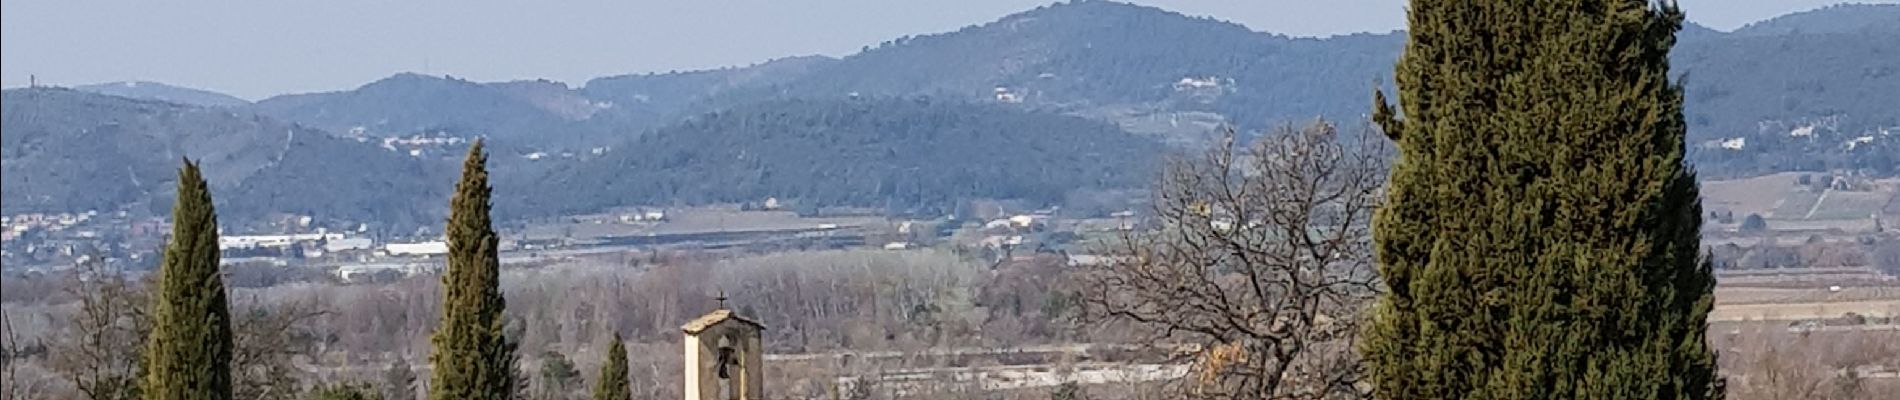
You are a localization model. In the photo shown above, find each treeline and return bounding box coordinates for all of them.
[0,143,638,400]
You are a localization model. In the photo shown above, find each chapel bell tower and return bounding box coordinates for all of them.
[682,297,765,400]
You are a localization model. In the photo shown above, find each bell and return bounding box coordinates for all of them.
[716,347,735,379]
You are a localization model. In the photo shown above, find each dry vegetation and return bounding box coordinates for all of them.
[1716,323,1900,400]
[1,246,1107,400]
[5,246,1898,399]
[4,149,1895,400]
[1076,122,1385,399]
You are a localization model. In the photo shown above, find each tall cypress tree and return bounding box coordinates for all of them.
[142,159,232,400]
[591,334,630,400]
[429,140,515,400]
[1362,1,1721,399]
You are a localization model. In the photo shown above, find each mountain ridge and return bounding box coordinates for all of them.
[74,81,252,108]
[5,1,1896,226]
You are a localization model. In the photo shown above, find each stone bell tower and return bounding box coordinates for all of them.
[682,297,765,400]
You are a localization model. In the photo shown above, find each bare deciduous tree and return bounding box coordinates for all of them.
[230,298,328,400]
[49,259,149,400]
[1077,121,1387,399]
[1,310,42,400]
[1721,326,1900,400]
[34,259,329,400]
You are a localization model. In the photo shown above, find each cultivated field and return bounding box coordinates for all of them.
[1712,269,1900,322]
[1710,300,1900,322]
[1703,172,1806,217]
[1718,285,1900,305]
[1701,173,1898,229]
[1808,191,1894,220]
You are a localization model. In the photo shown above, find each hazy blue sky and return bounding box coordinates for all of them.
[3,0,1887,100]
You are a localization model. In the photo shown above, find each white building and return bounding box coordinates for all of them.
[324,237,375,252]
[384,241,449,257]
[220,233,344,251]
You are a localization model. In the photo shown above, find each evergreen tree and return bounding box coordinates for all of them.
[141,159,232,400]
[1363,1,1722,398]
[534,351,578,400]
[309,383,385,400]
[429,141,515,400]
[590,334,630,400]
[1050,382,1084,400]
[381,357,416,400]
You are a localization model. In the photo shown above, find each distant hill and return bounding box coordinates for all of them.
[1676,4,1900,177]
[516,97,1162,216]
[788,1,1897,177]
[74,81,251,108]
[581,55,837,117]
[1,88,449,229]
[7,1,1897,224]
[248,73,611,150]
[632,1,1897,178]
[229,1,1898,178]
[722,1,1399,132]
[1731,3,1900,37]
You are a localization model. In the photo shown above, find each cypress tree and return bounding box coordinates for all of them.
[142,159,233,400]
[591,333,630,400]
[1362,1,1722,399]
[429,140,515,400]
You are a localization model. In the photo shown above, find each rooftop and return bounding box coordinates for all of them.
[681,308,766,334]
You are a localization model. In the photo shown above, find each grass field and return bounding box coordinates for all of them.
[1709,299,1899,322]
[1718,286,1900,305]
[1712,272,1900,322]
[1769,190,1824,219]
[1808,191,1893,220]
[1703,173,1806,217]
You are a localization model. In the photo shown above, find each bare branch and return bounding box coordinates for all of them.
[1078,120,1388,399]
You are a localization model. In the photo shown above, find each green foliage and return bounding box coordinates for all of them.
[590,334,630,400]
[1050,382,1084,400]
[428,141,516,400]
[1363,1,1721,398]
[381,358,417,400]
[534,351,579,400]
[141,159,233,400]
[307,383,384,400]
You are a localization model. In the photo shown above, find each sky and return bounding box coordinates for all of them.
[3,0,1889,100]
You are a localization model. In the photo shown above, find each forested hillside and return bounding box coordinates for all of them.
[249,74,612,150]
[246,2,1896,176]
[730,1,1400,131]
[1728,3,1898,37]
[514,97,1160,216]
[1671,4,1900,177]
[0,88,448,229]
